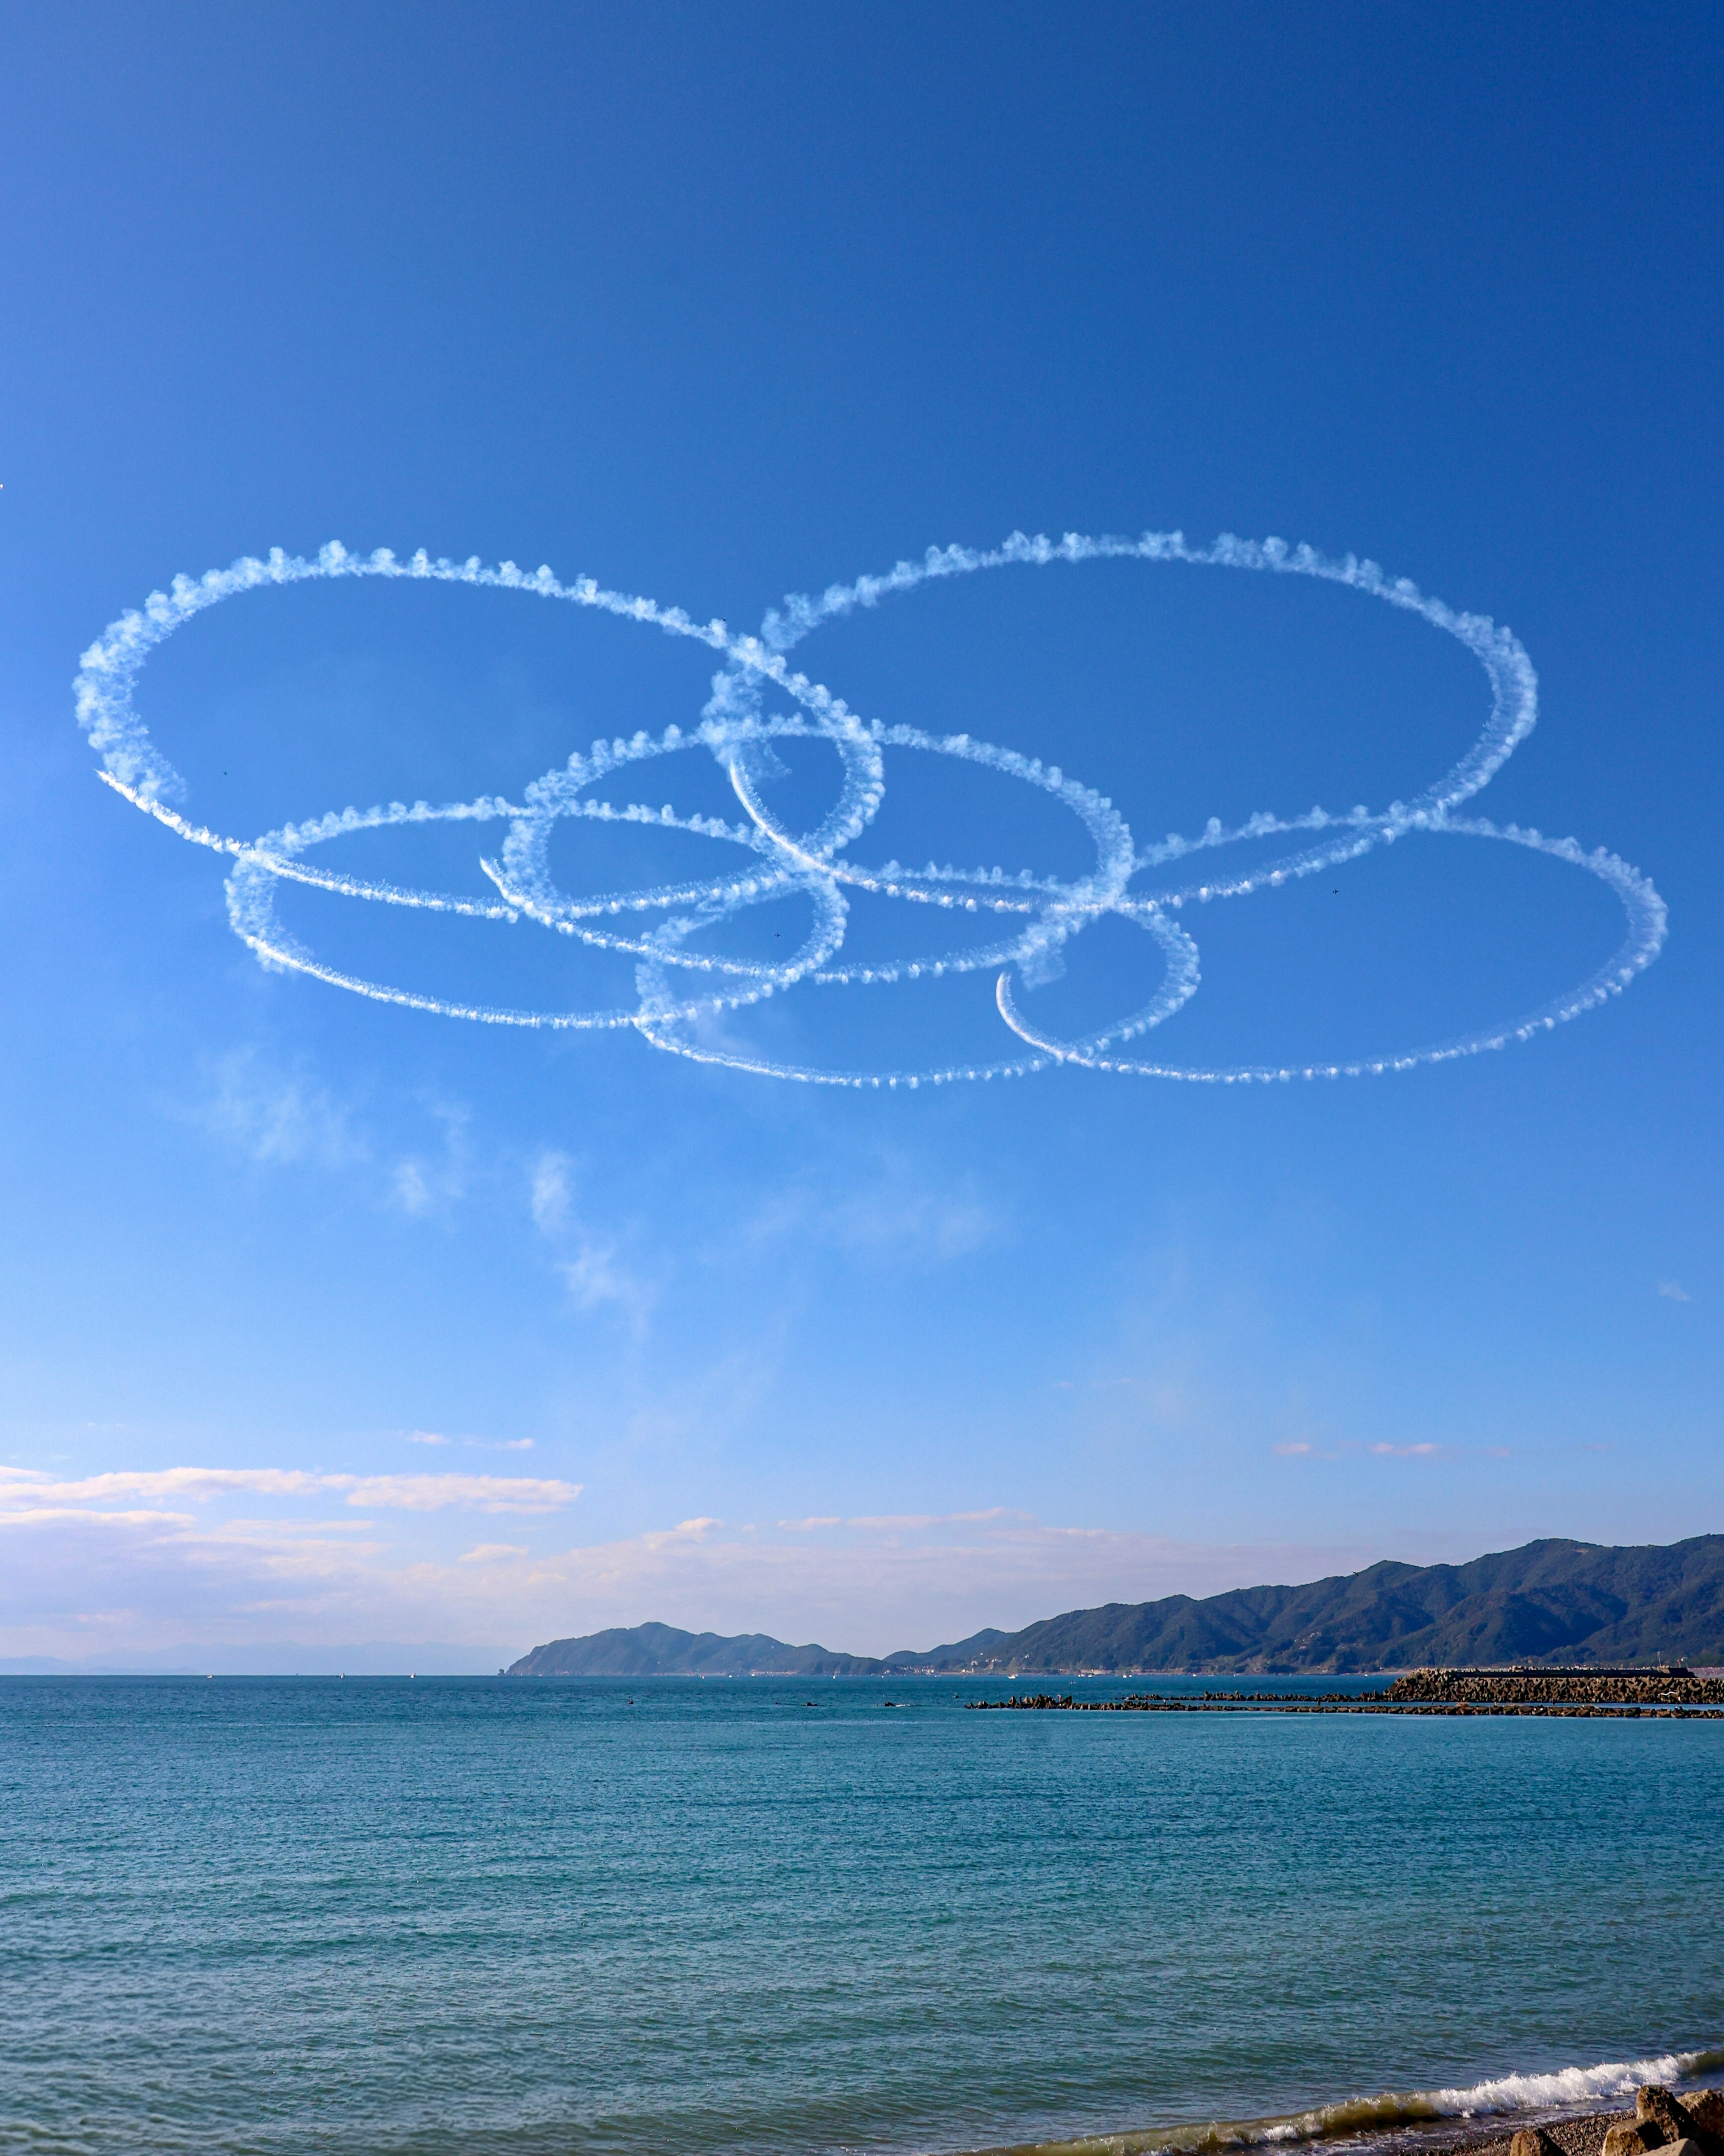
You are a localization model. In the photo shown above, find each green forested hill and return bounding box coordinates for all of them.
[506,1619,892,1677]
[900,1535,1724,1673]
[507,1534,1724,1676]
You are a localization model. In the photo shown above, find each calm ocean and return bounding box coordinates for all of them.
[3,1675,1720,2156]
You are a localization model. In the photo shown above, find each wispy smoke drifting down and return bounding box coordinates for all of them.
[74,530,1665,1088]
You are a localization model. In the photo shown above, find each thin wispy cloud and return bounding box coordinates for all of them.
[188,1049,364,1169]
[180,1051,476,1231]
[1275,1439,1498,1462]
[1658,1280,1691,1302]
[530,1152,572,1235]
[0,1465,581,1514]
[748,1148,1002,1264]
[528,1150,655,1328]
[390,1100,470,1217]
[559,1243,646,1318]
[393,1160,437,1213]
[406,1431,533,1452]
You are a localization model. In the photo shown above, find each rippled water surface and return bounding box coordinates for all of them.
[3,1675,1721,2156]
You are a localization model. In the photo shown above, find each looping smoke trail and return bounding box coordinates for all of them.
[74,532,1667,1087]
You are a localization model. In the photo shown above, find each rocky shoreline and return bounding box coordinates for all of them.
[1437,2082,1724,2156]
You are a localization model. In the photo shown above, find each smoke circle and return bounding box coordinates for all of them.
[73,531,1666,1087]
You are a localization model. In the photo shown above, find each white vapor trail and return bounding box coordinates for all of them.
[75,531,1666,1086]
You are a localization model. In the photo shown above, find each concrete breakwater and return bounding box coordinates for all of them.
[967,1693,1724,1718]
[1386,1668,1724,1706]
[966,1665,1724,1716]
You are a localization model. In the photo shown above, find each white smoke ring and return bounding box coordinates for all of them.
[73,533,1666,1085]
[74,545,1157,1043]
[671,534,1663,1082]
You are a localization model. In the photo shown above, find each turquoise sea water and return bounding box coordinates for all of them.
[3,1675,1721,2156]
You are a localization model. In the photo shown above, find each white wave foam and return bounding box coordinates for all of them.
[1003,2044,1724,2156]
[1426,2047,1719,2118]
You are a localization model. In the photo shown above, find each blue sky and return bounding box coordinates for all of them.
[2,3,1719,1669]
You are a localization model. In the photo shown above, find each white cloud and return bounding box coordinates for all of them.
[530,1151,572,1235]
[393,1160,435,1213]
[1658,1280,1691,1302]
[528,1150,653,1327]
[0,1465,581,1514]
[388,1100,470,1218]
[189,1049,364,1168]
[750,1149,1002,1263]
[558,1243,649,1320]
[407,1431,533,1453]
[1277,1439,1478,1463]
[0,1483,1385,1664]
[181,1054,474,1227]
[403,1511,1388,1658]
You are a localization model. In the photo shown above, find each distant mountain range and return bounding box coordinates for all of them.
[506,1534,1724,1676]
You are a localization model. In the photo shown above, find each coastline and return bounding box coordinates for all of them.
[1377,2088,1715,2156]
[1449,2108,1625,2156]
[981,2052,1724,2156]
[998,2103,1695,2156]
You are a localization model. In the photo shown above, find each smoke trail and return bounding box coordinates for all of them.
[73,531,1666,1085]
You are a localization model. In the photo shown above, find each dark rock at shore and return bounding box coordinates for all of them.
[1512,2128,1566,2156]
[1684,2094,1724,2142]
[1639,2091,1721,2156]
[1638,2091,1697,2143]
[1461,2108,1627,2156]
[1454,2101,1724,2156]
[1602,2123,1664,2156]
